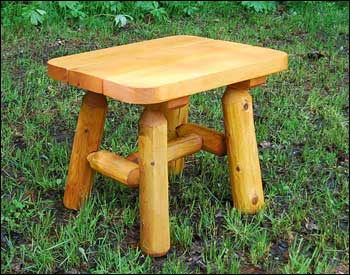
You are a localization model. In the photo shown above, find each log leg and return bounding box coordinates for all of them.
[138,108,170,256]
[147,98,189,175]
[163,103,189,175]
[222,86,264,214]
[63,92,107,210]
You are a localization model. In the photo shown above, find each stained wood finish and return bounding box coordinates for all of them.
[222,87,264,214]
[138,109,170,256]
[176,123,226,156]
[87,150,139,188]
[63,92,107,210]
[48,35,288,104]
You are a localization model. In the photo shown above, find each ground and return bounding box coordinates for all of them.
[1,2,349,274]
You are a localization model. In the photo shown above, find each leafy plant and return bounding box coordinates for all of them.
[21,5,46,26]
[102,1,123,13]
[241,1,278,12]
[183,5,199,16]
[135,1,169,22]
[58,1,86,20]
[114,14,134,28]
[83,1,132,28]
[162,1,200,17]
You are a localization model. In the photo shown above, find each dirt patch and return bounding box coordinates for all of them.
[185,240,207,272]
[52,130,74,144]
[122,224,140,251]
[269,240,289,264]
[1,230,23,248]
[336,262,350,274]
[41,188,77,225]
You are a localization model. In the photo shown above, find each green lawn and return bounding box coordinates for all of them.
[1,1,349,274]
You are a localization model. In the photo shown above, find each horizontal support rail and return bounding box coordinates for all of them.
[168,134,202,161]
[127,134,203,164]
[87,150,139,188]
[88,134,202,188]
[176,123,226,156]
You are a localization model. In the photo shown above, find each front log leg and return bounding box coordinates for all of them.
[147,97,189,175]
[222,86,264,214]
[63,92,107,210]
[138,108,170,256]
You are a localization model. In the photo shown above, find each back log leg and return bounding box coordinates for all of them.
[63,92,108,210]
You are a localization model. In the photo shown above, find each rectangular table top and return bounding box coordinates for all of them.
[48,35,288,104]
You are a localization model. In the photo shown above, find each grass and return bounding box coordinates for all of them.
[1,1,349,274]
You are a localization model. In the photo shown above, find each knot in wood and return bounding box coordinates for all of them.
[251,195,259,205]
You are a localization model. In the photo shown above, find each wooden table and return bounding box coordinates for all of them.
[48,35,288,257]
